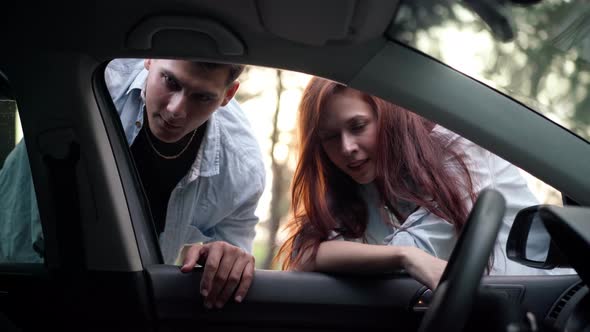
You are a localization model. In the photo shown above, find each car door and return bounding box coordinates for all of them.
[1,1,587,331]
[1,52,582,332]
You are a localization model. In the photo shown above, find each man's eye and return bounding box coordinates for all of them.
[196,95,213,102]
[162,74,179,89]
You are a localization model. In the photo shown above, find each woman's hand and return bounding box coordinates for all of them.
[399,246,447,290]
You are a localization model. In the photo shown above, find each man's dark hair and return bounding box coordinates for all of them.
[195,62,245,85]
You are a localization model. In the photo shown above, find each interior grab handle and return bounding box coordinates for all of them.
[126,16,244,55]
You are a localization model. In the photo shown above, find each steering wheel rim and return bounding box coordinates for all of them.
[418,188,506,332]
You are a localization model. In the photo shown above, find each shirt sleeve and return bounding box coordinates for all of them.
[212,185,264,253]
[206,100,266,253]
[210,157,266,254]
[0,140,43,263]
[384,207,457,260]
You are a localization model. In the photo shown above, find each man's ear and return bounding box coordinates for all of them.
[144,59,152,70]
[220,81,240,106]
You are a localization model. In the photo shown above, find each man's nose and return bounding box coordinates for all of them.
[167,93,187,118]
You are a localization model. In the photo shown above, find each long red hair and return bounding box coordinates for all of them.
[276,78,476,270]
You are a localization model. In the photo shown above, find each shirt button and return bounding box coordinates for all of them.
[135,121,142,129]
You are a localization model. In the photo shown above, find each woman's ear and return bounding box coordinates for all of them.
[221,81,240,106]
[144,59,152,70]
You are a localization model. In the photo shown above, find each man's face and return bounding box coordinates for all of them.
[143,59,239,143]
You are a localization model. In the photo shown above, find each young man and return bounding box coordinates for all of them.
[0,58,265,309]
[105,58,265,308]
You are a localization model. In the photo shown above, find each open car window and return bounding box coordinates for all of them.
[103,59,572,276]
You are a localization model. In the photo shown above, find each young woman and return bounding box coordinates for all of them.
[276,77,547,289]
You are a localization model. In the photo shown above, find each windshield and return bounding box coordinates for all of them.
[391,0,590,143]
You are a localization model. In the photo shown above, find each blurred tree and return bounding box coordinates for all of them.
[235,66,264,102]
[262,70,293,269]
[394,0,590,140]
[234,66,301,269]
[390,0,589,204]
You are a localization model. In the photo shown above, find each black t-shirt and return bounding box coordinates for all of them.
[130,121,206,235]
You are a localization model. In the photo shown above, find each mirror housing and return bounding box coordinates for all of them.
[506,205,570,269]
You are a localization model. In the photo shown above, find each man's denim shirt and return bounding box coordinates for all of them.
[0,59,265,264]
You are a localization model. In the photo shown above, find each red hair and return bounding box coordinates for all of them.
[276,78,476,270]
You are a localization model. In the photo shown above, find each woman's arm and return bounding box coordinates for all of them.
[297,241,446,289]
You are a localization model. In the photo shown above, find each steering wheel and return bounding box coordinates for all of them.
[418,188,506,332]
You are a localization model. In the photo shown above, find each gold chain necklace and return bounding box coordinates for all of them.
[144,125,198,160]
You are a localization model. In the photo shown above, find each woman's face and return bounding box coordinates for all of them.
[318,89,378,184]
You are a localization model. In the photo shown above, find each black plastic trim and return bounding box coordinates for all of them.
[92,60,163,266]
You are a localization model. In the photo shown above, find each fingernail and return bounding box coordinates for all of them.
[235,296,242,303]
[204,302,213,309]
[201,289,208,297]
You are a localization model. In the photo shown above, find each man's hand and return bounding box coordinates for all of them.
[180,241,255,309]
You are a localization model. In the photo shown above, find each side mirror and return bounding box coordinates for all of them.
[506,205,570,269]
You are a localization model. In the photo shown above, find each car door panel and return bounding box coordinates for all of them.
[146,265,424,331]
[145,265,582,331]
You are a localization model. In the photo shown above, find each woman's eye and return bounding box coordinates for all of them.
[320,134,337,142]
[350,123,366,132]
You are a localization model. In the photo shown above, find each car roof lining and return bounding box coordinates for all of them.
[0,71,14,100]
[255,0,400,46]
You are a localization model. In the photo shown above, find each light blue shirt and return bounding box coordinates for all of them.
[0,59,265,264]
[0,142,43,263]
[105,59,265,263]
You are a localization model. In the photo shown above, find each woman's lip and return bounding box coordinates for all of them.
[347,159,368,169]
